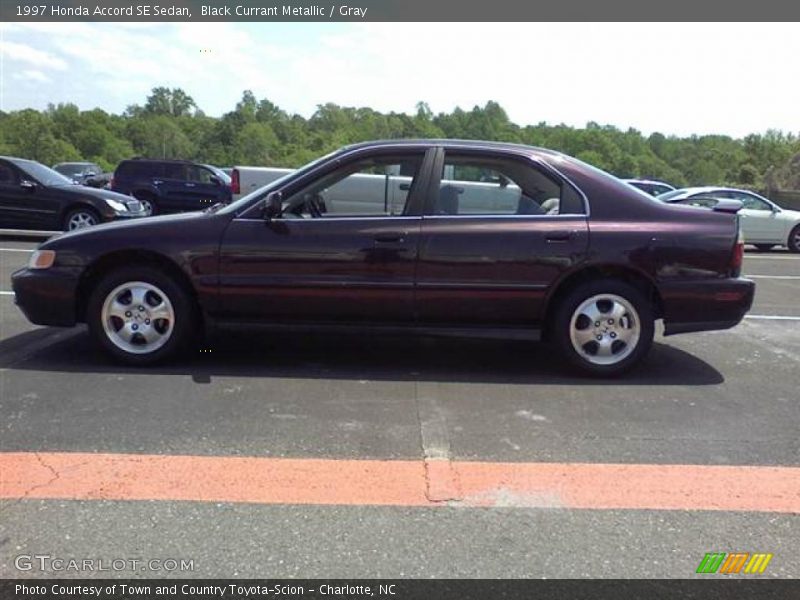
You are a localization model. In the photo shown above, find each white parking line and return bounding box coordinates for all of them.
[0,248,34,253]
[748,275,800,280]
[744,255,800,260]
[0,291,14,296]
[745,315,800,321]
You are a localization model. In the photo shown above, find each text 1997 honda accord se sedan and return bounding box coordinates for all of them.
[12,140,755,376]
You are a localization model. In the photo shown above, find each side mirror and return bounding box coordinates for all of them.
[209,175,222,186]
[498,175,510,188]
[20,180,37,192]
[262,191,283,220]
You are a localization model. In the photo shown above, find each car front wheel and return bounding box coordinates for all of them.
[87,266,195,365]
[788,225,800,253]
[63,207,100,231]
[553,279,654,376]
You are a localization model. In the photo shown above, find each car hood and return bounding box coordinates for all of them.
[51,183,133,203]
[44,211,213,247]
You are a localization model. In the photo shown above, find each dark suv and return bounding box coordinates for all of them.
[111,159,232,215]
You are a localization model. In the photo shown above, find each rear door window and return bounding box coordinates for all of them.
[432,154,585,216]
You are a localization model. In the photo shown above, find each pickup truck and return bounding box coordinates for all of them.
[231,167,293,201]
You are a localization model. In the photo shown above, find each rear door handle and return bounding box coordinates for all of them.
[374,233,406,243]
[152,179,163,185]
[185,183,196,187]
[545,230,575,243]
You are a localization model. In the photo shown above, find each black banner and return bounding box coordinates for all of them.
[2,580,799,600]
[4,0,800,22]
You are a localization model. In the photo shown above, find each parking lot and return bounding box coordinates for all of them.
[0,237,798,579]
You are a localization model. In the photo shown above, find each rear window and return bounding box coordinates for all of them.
[116,161,164,178]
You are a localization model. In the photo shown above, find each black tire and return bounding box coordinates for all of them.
[754,244,774,252]
[552,279,654,377]
[133,192,158,216]
[62,206,100,231]
[86,266,196,365]
[788,225,800,253]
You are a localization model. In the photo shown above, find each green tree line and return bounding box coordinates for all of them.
[1,86,799,189]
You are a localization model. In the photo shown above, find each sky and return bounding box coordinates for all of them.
[1,22,799,138]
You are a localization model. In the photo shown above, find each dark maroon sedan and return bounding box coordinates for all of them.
[11,140,754,375]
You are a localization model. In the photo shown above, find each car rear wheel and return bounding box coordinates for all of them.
[63,207,100,231]
[553,279,654,376]
[788,225,800,253]
[87,266,195,365]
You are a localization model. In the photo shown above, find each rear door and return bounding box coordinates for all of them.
[415,148,590,326]
[159,163,192,213]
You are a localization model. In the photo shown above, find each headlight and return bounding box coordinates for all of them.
[104,198,128,212]
[29,250,56,270]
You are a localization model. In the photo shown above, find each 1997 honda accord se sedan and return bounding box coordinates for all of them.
[12,140,755,375]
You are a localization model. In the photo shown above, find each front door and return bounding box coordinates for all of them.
[217,150,433,323]
[415,149,590,326]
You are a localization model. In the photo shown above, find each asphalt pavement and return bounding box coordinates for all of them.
[0,240,798,579]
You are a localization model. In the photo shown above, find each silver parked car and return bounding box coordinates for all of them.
[658,187,800,252]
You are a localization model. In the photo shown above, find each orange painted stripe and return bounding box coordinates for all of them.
[1,453,798,513]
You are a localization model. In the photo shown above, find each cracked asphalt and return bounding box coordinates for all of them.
[0,239,798,578]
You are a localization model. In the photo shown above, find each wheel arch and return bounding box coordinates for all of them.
[76,250,199,323]
[541,263,664,341]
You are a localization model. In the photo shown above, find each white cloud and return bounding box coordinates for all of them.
[0,40,67,71]
[1,22,800,137]
[13,69,51,83]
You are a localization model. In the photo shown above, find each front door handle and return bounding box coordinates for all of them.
[374,233,406,244]
[186,183,196,187]
[545,230,575,243]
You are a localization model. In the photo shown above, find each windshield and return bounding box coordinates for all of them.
[217,149,340,215]
[204,164,232,184]
[17,160,76,186]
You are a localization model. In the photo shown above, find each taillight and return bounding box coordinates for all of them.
[231,169,240,195]
[731,223,744,276]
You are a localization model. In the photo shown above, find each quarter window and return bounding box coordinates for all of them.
[434,155,584,216]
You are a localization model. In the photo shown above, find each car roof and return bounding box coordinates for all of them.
[340,139,565,159]
[0,156,42,167]
[54,161,97,166]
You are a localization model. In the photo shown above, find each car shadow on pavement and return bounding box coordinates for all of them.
[0,326,724,386]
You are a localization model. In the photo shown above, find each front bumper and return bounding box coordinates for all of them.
[11,267,80,327]
[660,277,755,336]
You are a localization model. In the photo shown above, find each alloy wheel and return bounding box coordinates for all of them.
[101,281,175,354]
[568,294,641,366]
[67,211,98,230]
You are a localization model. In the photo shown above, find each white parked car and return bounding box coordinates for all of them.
[658,187,800,252]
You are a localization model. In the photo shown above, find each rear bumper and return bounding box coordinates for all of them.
[11,267,79,327]
[660,277,755,336]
